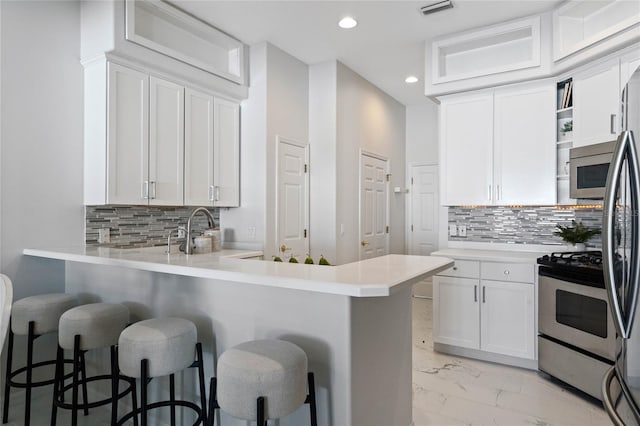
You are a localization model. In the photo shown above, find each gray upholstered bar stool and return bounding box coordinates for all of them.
[117,317,208,426]
[51,302,134,426]
[2,293,77,426]
[209,339,317,426]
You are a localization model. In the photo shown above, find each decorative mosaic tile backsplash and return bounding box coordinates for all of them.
[448,206,603,247]
[86,206,219,248]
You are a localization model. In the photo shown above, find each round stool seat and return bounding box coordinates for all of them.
[11,293,77,335]
[217,339,308,421]
[59,303,129,351]
[118,318,196,379]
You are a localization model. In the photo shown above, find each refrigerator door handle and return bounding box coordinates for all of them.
[603,130,639,338]
[626,130,640,337]
[602,366,626,426]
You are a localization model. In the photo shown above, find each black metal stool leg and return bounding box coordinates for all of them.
[169,373,176,425]
[80,350,89,416]
[2,325,14,424]
[208,378,217,426]
[71,335,81,426]
[306,372,318,426]
[110,346,118,426]
[257,396,266,426]
[140,359,148,426]
[196,343,207,425]
[50,345,64,426]
[25,321,36,426]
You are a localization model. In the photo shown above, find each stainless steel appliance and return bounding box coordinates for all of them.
[570,140,616,199]
[601,66,640,425]
[537,251,616,400]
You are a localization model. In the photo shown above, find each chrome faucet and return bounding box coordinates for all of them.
[184,207,216,255]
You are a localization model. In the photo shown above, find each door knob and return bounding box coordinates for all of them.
[361,240,369,247]
[280,245,290,253]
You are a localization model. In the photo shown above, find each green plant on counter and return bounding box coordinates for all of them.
[289,256,299,263]
[273,256,283,262]
[272,254,331,265]
[554,220,600,244]
[319,255,331,266]
[304,254,314,264]
[562,120,573,133]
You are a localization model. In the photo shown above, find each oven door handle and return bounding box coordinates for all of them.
[603,130,640,338]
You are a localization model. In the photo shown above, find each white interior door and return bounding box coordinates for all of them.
[276,137,309,260]
[409,164,439,256]
[360,153,389,260]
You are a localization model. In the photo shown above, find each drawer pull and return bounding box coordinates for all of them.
[504,270,510,275]
[482,286,486,303]
[474,285,478,302]
[452,267,458,271]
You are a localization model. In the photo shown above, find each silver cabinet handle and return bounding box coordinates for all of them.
[488,185,492,201]
[150,181,156,199]
[496,184,500,201]
[452,266,458,271]
[610,114,617,134]
[474,285,477,302]
[482,286,486,303]
[214,186,220,202]
[208,185,215,202]
[143,181,150,199]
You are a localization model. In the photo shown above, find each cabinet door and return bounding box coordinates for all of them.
[573,60,620,147]
[494,83,556,205]
[433,276,480,350]
[213,98,240,207]
[480,280,535,359]
[440,94,493,205]
[149,76,184,205]
[107,63,149,204]
[184,88,215,206]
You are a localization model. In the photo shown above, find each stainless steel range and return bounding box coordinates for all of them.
[537,251,616,401]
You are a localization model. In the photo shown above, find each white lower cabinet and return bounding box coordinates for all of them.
[433,259,536,362]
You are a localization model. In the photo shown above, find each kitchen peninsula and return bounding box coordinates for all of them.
[24,247,452,426]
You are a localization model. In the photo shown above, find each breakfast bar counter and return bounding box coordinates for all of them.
[24,246,452,426]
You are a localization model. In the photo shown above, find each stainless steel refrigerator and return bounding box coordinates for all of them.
[602,66,640,425]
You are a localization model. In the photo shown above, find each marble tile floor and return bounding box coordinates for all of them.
[412,296,612,426]
[3,297,612,425]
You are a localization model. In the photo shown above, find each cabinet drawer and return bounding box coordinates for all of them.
[481,262,533,283]
[439,260,480,279]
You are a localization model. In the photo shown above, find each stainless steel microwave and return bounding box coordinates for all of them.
[570,140,616,199]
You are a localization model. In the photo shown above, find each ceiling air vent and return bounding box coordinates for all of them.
[420,0,454,15]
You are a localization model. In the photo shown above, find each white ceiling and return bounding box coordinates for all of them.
[173,0,564,106]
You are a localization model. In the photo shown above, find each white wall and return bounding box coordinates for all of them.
[335,62,406,264]
[308,62,337,263]
[220,43,309,260]
[1,1,84,299]
[219,44,267,250]
[265,44,309,259]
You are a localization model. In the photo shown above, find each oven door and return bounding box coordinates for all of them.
[539,271,616,361]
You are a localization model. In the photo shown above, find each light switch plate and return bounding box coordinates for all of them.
[458,225,467,237]
[98,228,110,244]
[448,224,457,236]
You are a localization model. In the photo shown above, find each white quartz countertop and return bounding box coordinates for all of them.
[23,246,453,297]
[431,248,545,263]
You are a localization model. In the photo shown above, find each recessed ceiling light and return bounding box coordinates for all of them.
[338,16,358,29]
[405,76,419,84]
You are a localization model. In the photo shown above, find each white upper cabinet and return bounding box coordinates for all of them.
[440,93,493,206]
[494,84,557,205]
[184,89,215,206]
[440,81,556,206]
[149,77,185,205]
[183,92,240,207]
[213,98,240,207]
[84,59,241,207]
[105,62,149,205]
[573,59,620,147]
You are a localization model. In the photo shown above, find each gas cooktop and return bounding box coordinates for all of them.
[537,251,606,288]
